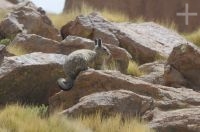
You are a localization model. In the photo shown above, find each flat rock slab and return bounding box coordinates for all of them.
[0,52,66,105]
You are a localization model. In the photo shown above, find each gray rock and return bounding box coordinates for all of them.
[0,45,6,65]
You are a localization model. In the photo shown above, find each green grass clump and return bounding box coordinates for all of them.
[127,60,144,77]
[0,38,11,46]
[0,104,154,132]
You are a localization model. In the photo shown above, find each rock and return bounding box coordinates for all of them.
[9,34,131,73]
[138,61,165,85]
[61,13,189,64]
[49,69,200,112]
[0,45,6,65]
[61,90,153,118]
[64,0,200,32]
[0,0,15,9]
[7,33,61,54]
[164,44,200,91]
[0,52,66,105]
[148,107,200,132]
[0,1,61,41]
[61,13,120,46]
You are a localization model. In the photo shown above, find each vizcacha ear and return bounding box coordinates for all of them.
[98,38,102,47]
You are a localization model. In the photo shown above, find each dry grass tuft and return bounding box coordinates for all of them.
[0,105,154,132]
[127,60,144,77]
[48,3,130,29]
[184,29,200,47]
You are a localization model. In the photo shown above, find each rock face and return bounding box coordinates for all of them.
[149,107,200,132]
[0,52,66,105]
[0,1,61,41]
[64,0,200,32]
[0,45,6,65]
[164,44,200,91]
[49,69,200,112]
[61,13,188,64]
[61,90,153,117]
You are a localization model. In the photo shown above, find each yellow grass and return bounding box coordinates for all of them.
[0,105,154,132]
[48,3,130,29]
[127,60,143,77]
[6,45,28,56]
[0,9,8,21]
[184,29,200,47]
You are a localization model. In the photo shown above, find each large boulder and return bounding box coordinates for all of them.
[61,90,153,118]
[0,45,6,65]
[49,69,200,112]
[0,1,61,41]
[64,0,200,32]
[164,44,200,91]
[148,107,200,132]
[61,13,189,64]
[0,52,66,105]
[0,0,15,9]
[7,33,61,54]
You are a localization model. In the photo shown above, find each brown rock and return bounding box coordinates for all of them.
[148,107,200,132]
[61,13,189,64]
[61,90,153,118]
[64,0,200,32]
[0,1,61,41]
[0,52,66,105]
[164,44,200,91]
[49,69,200,112]
[138,61,165,85]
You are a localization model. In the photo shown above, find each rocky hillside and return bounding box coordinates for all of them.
[0,1,200,132]
[64,0,200,32]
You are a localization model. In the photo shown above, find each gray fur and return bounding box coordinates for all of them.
[58,39,111,91]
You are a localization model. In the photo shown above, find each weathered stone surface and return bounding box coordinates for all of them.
[164,44,200,91]
[64,0,200,32]
[0,1,61,41]
[0,45,6,65]
[7,33,61,54]
[61,13,189,64]
[61,90,153,117]
[0,0,15,9]
[148,107,200,132]
[0,52,66,105]
[138,61,165,85]
[49,69,200,112]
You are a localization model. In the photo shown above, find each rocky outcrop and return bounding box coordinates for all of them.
[49,69,200,112]
[0,1,61,41]
[64,0,200,32]
[61,90,153,117]
[149,107,200,132]
[138,61,165,85]
[0,52,66,105]
[61,13,189,64]
[164,44,200,91]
